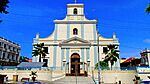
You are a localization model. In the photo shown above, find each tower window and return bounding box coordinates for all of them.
[73,28,78,35]
[73,8,78,15]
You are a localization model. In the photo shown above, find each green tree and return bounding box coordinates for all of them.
[32,43,48,62]
[146,4,150,13]
[104,44,119,70]
[19,56,29,62]
[0,0,9,22]
[95,61,109,70]
[0,0,9,14]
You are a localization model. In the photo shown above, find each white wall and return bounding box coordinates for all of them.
[90,70,137,84]
[0,70,52,81]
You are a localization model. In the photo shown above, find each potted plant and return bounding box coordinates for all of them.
[133,75,141,84]
[29,71,37,82]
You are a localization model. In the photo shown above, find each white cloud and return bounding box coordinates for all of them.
[144,39,150,43]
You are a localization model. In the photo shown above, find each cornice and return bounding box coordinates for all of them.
[67,4,84,8]
[54,20,97,24]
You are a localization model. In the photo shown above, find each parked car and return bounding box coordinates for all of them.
[140,80,150,84]
[23,82,41,84]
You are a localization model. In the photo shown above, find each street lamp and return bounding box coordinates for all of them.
[96,19,101,84]
[87,59,90,76]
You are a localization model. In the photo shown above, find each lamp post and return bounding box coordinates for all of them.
[96,19,101,84]
[87,59,90,76]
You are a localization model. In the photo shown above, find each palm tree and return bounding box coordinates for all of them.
[0,0,9,22]
[32,43,48,62]
[146,4,150,13]
[104,44,119,70]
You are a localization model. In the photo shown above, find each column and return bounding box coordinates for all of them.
[61,48,65,70]
[86,48,90,70]
[66,48,70,73]
[53,46,57,69]
[81,48,84,69]
[81,24,84,39]
[94,46,98,65]
[0,42,4,59]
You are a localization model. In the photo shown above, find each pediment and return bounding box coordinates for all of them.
[59,37,91,48]
[60,36,90,44]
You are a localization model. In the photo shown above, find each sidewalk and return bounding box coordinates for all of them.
[52,76,95,84]
[4,80,52,84]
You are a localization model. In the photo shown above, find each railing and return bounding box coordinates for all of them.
[0,66,138,71]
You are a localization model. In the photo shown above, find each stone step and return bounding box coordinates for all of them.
[52,76,95,84]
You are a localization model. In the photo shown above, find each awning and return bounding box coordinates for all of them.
[17,62,45,68]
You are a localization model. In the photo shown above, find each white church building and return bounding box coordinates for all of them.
[32,3,120,76]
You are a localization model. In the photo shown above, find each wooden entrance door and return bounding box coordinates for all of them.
[71,53,80,75]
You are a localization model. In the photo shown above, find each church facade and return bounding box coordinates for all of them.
[32,3,120,75]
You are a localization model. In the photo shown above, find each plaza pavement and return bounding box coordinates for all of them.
[52,76,95,84]
[4,77,95,84]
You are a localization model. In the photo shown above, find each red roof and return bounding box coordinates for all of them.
[28,59,32,62]
[123,57,135,63]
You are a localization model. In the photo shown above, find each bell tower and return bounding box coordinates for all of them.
[67,4,84,15]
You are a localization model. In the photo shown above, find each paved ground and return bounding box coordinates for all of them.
[4,80,51,84]
[52,76,95,84]
[4,76,95,84]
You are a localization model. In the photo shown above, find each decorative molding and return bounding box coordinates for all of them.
[60,36,90,44]
[54,20,97,24]
[67,4,84,8]
[67,14,84,16]
[59,36,91,48]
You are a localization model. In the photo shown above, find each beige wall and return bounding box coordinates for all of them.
[90,70,137,84]
[0,70,65,82]
[0,70,52,81]
[3,69,150,84]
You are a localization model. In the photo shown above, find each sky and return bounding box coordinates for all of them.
[0,0,150,59]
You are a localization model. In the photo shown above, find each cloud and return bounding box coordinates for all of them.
[144,39,150,43]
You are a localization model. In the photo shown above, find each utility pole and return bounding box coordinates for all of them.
[97,19,101,84]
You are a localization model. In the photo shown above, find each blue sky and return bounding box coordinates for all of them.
[0,0,150,59]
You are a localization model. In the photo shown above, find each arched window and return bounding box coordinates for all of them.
[73,8,78,15]
[73,28,78,35]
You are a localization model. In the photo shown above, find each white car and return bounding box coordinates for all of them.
[140,80,150,84]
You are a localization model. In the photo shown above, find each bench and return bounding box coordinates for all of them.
[21,78,30,82]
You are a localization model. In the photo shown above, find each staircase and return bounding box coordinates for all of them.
[52,76,95,84]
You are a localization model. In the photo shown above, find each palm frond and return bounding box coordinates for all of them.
[32,43,48,61]
[146,4,150,13]
[104,44,120,68]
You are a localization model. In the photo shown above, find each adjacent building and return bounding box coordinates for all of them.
[0,37,21,63]
[140,49,150,66]
[32,3,120,75]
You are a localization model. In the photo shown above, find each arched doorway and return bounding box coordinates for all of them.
[71,53,80,76]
